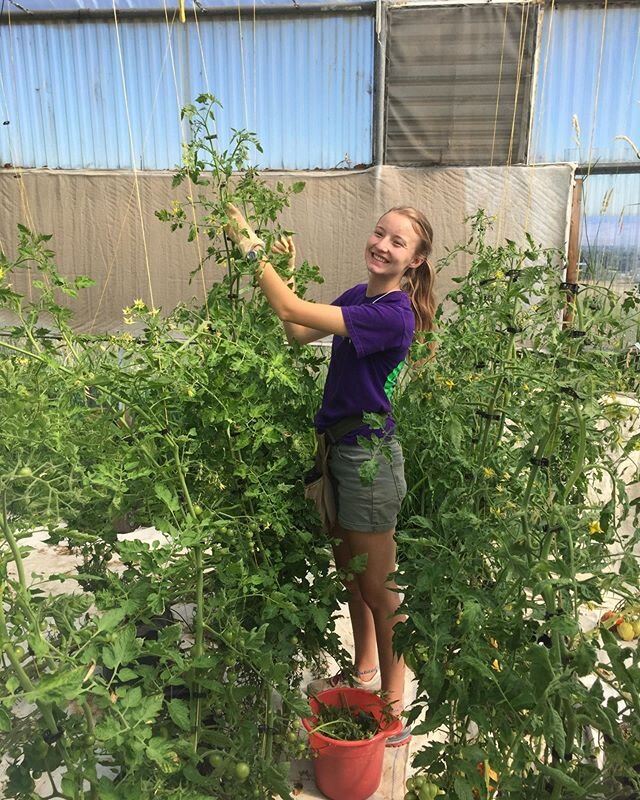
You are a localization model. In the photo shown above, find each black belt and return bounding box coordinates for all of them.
[323,415,366,445]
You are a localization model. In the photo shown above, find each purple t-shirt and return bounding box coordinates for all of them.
[314,284,415,444]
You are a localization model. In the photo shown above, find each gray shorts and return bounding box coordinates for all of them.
[328,437,407,533]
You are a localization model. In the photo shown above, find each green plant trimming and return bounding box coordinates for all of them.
[309,700,380,741]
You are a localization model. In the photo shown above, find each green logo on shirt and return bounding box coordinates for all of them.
[384,360,406,399]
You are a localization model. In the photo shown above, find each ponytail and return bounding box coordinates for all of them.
[388,206,437,333]
[402,258,437,333]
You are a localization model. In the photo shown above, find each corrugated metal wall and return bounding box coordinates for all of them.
[0,14,374,169]
[530,4,640,165]
[528,4,640,279]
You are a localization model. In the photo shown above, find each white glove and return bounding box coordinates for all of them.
[225,203,264,256]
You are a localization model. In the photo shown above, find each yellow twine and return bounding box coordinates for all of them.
[111,0,155,311]
[162,0,210,316]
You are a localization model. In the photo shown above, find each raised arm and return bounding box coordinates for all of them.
[270,235,320,345]
[225,204,348,344]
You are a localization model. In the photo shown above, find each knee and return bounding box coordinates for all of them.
[359,581,401,615]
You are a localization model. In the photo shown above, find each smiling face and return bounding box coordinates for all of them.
[364,210,424,289]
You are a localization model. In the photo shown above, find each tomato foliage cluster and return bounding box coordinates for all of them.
[0,96,345,800]
[1,95,640,800]
[395,215,640,799]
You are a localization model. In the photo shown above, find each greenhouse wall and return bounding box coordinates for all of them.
[1,0,638,313]
[0,13,374,170]
[0,164,574,330]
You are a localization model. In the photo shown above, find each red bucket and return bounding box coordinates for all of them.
[301,687,402,800]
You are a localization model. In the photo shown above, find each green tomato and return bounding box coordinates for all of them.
[418,785,439,800]
[208,752,225,771]
[17,467,33,478]
[13,645,26,661]
[193,504,203,516]
[234,761,251,782]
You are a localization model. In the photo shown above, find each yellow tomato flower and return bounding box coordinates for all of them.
[494,270,505,279]
[444,378,455,390]
[491,659,502,672]
[482,467,496,478]
[123,316,134,326]
[132,298,146,311]
[589,520,603,535]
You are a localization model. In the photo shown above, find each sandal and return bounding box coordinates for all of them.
[306,666,381,696]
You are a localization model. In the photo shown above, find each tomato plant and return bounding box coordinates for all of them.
[0,95,347,799]
[395,215,640,799]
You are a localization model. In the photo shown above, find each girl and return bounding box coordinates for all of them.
[226,203,436,746]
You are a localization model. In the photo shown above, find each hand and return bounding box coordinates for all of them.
[271,235,296,270]
[272,234,296,289]
[225,203,264,256]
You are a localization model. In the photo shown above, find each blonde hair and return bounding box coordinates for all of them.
[388,206,437,332]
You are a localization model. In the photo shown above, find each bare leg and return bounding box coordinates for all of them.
[331,523,378,677]
[344,528,406,716]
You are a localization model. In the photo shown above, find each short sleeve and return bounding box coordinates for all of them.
[342,302,414,358]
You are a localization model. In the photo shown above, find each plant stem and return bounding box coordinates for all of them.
[477,374,505,464]
[170,440,204,751]
[0,589,61,737]
[263,682,273,761]
[561,399,587,503]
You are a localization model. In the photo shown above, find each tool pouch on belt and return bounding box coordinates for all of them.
[303,416,363,535]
